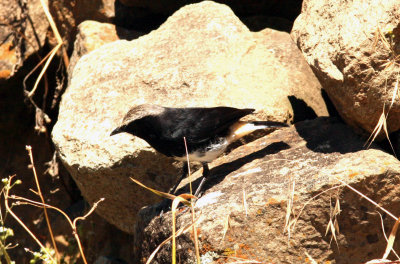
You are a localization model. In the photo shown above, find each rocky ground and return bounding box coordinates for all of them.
[1,0,400,263]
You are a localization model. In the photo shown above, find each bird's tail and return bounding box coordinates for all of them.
[248,121,289,128]
[228,121,289,143]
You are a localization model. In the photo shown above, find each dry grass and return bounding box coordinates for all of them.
[365,26,400,153]
[3,146,104,264]
[283,173,400,263]
[22,0,69,134]
[130,177,201,264]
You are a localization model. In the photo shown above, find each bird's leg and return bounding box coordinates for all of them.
[194,162,209,197]
[158,162,188,215]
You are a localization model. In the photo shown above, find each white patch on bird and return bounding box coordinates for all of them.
[174,138,229,162]
[174,121,271,163]
[227,122,267,143]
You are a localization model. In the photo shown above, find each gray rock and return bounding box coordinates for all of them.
[291,0,400,136]
[52,1,327,233]
[134,117,400,263]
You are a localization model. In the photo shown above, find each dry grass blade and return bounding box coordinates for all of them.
[171,195,196,264]
[365,106,387,149]
[183,137,193,195]
[290,184,344,233]
[40,0,69,67]
[382,217,400,260]
[304,251,318,264]
[27,43,61,99]
[284,177,295,239]
[25,0,69,133]
[221,213,230,244]
[338,177,400,262]
[325,195,341,248]
[366,28,400,153]
[366,260,400,264]
[377,212,400,260]
[129,177,191,206]
[389,74,399,108]
[28,0,63,98]
[145,213,201,264]
[334,196,341,233]
[188,197,201,264]
[182,138,200,263]
[336,179,397,221]
[375,26,392,51]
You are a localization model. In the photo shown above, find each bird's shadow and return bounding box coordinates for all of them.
[177,141,290,195]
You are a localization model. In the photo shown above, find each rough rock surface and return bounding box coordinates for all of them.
[68,20,143,76]
[52,1,328,233]
[134,117,400,263]
[0,0,49,79]
[291,0,400,135]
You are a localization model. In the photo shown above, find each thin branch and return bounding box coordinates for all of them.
[25,145,59,260]
[4,176,55,263]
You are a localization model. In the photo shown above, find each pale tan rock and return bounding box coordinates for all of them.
[291,0,400,135]
[52,1,327,233]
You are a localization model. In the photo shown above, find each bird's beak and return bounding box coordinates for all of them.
[110,126,122,136]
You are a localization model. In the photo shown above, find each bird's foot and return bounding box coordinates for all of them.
[157,198,172,219]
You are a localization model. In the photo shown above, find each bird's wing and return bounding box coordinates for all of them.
[154,107,255,143]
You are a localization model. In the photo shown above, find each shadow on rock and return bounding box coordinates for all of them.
[288,95,317,123]
[294,117,371,154]
[179,141,290,194]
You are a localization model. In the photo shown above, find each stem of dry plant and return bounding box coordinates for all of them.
[190,201,200,264]
[183,137,193,195]
[171,194,198,264]
[25,145,59,261]
[366,26,400,152]
[4,146,105,264]
[4,175,55,263]
[146,213,201,264]
[0,239,13,264]
[11,194,104,264]
[24,0,70,133]
[183,137,201,263]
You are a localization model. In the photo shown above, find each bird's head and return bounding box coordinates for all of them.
[110,104,165,137]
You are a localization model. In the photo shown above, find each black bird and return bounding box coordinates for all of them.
[110,104,289,197]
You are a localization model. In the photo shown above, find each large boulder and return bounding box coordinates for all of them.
[52,1,328,233]
[135,117,400,263]
[291,0,400,135]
